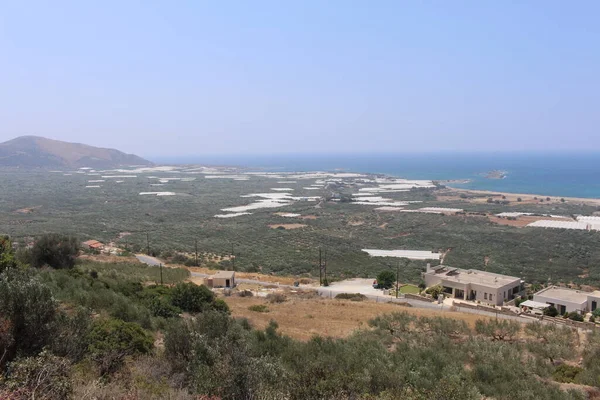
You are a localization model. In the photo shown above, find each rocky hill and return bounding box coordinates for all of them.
[0,136,153,168]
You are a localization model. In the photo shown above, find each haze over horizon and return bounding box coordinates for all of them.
[1,1,599,157]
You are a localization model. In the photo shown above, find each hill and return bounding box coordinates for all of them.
[0,136,153,168]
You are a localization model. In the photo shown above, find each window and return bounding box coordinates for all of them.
[504,291,506,299]
[484,293,487,300]
[490,294,493,301]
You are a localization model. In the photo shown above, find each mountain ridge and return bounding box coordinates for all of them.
[0,136,153,168]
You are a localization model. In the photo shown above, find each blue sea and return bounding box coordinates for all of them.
[153,153,600,199]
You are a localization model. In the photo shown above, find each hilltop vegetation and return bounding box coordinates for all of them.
[0,235,599,399]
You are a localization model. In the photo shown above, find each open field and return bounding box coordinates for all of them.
[2,167,600,287]
[224,293,490,340]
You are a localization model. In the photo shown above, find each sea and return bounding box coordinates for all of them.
[154,152,600,199]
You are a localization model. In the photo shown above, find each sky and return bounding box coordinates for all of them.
[0,1,599,157]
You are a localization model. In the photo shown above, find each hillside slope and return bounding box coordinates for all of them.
[0,136,153,168]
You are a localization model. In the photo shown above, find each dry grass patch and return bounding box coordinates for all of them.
[224,295,492,341]
[268,223,307,230]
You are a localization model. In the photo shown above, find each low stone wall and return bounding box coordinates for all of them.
[405,293,435,303]
[452,301,517,317]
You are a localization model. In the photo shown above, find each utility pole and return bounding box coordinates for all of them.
[195,239,198,267]
[231,243,235,272]
[319,247,322,286]
[323,249,328,286]
[146,233,150,256]
[159,263,163,286]
[396,260,400,299]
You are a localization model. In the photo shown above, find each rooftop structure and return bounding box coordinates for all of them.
[423,265,522,306]
[533,286,600,315]
[362,249,441,260]
[82,240,104,250]
[527,220,589,230]
[205,270,236,288]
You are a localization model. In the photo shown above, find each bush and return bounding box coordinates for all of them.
[87,318,154,375]
[0,269,56,369]
[31,233,79,269]
[592,308,600,318]
[266,293,287,303]
[0,236,17,273]
[567,312,584,322]
[552,364,583,383]
[238,289,254,297]
[248,304,269,313]
[5,350,72,400]
[335,293,367,301]
[147,296,182,318]
[376,270,396,289]
[543,305,559,317]
[171,283,215,313]
[425,284,444,300]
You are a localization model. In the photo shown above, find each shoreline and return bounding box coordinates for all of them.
[445,186,600,206]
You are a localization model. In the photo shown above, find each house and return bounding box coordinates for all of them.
[82,240,104,251]
[533,286,600,315]
[423,264,522,306]
[205,271,235,288]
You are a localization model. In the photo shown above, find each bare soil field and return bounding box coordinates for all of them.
[223,294,491,341]
[268,223,307,230]
[186,266,308,285]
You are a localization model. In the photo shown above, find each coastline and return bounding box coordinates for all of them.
[445,186,600,206]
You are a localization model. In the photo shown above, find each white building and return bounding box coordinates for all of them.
[534,286,600,315]
[423,265,522,306]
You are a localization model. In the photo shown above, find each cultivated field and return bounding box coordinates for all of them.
[2,167,600,286]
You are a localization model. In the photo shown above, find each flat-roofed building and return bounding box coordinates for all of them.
[423,265,522,306]
[205,271,236,288]
[534,286,598,315]
[588,291,600,313]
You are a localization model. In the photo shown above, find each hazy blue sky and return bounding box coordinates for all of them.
[1,1,599,156]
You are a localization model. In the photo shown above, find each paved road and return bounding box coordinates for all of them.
[135,254,163,266]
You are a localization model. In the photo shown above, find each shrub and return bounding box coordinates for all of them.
[425,284,444,300]
[87,318,154,375]
[567,312,584,322]
[0,236,17,273]
[5,350,72,400]
[552,364,583,383]
[376,270,396,289]
[335,293,367,301]
[238,290,254,297]
[147,296,182,318]
[30,233,79,269]
[0,269,56,368]
[248,304,269,313]
[543,306,559,317]
[171,283,214,313]
[592,308,600,318]
[266,293,287,303]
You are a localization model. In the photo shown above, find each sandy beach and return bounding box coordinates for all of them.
[443,186,600,207]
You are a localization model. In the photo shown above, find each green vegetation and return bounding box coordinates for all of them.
[0,248,596,398]
[2,171,600,287]
[248,304,270,312]
[376,270,396,289]
[425,284,444,299]
[399,284,420,294]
